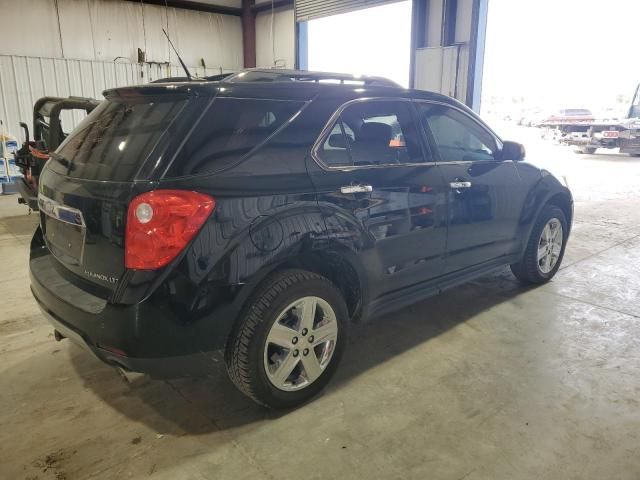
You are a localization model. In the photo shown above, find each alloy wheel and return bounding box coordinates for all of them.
[537,218,563,274]
[263,296,338,391]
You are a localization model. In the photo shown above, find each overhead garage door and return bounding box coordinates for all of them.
[295,0,404,21]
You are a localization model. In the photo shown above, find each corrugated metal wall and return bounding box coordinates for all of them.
[294,0,404,21]
[255,8,296,69]
[0,54,235,139]
[1,0,243,68]
[0,0,244,138]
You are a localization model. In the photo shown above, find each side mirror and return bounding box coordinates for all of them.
[499,140,525,161]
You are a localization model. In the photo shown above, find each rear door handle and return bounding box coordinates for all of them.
[341,184,373,194]
[449,181,472,189]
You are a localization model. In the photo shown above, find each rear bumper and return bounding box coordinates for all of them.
[30,249,235,378]
[33,296,218,378]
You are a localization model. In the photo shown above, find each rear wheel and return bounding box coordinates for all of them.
[511,206,568,284]
[226,269,348,408]
[581,147,597,154]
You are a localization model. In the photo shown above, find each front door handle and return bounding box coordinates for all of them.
[341,184,373,194]
[449,181,472,189]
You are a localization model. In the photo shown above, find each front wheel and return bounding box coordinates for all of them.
[226,269,348,408]
[511,206,568,284]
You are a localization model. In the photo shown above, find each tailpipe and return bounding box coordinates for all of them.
[116,366,149,387]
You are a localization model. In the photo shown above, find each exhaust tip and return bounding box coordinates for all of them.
[53,330,66,342]
[116,366,149,387]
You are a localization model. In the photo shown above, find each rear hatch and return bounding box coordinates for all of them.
[37,82,311,301]
[38,87,196,298]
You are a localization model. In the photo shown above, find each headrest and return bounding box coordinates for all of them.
[358,122,392,144]
[328,133,352,148]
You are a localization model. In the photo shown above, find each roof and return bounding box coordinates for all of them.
[104,68,462,109]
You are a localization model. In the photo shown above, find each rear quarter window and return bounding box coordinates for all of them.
[164,98,304,177]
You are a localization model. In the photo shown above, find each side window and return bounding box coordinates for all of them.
[166,98,304,177]
[317,100,425,167]
[418,104,498,162]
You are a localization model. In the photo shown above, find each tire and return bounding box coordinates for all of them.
[226,269,348,409]
[581,147,597,154]
[510,205,568,284]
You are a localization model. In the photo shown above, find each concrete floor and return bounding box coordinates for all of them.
[1,129,640,479]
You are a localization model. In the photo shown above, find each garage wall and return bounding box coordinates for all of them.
[0,0,244,138]
[0,54,233,139]
[414,46,461,98]
[255,7,296,68]
[413,0,485,110]
[0,0,243,69]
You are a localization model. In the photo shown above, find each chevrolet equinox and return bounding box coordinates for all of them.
[29,69,572,408]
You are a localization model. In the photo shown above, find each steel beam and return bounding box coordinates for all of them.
[242,0,257,68]
[409,0,428,88]
[466,0,488,111]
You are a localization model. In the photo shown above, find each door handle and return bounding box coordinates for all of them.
[341,184,373,194]
[449,181,472,189]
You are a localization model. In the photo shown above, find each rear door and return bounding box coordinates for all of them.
[308,98,448,298]
[415,101,525,273]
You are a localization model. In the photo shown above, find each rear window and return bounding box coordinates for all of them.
[52,96,187,181]
[165,98,304,177]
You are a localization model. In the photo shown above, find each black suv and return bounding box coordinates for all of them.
[30,69,572,408]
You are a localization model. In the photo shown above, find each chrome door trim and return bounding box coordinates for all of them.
[310,97,435,172]
[310,96,505,172]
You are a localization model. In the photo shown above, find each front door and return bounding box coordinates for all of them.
[307,98,448,298]
[415,102,525,273]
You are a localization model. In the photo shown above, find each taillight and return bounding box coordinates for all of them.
[125,190,215,270]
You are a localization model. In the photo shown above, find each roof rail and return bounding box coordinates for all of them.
[226,69,401,88]
[149,73,233,84]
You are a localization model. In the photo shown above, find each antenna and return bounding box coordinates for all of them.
[162,28,193,80]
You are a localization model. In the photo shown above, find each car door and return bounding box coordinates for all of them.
[307,98,448,299]
[415,101,525,274]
